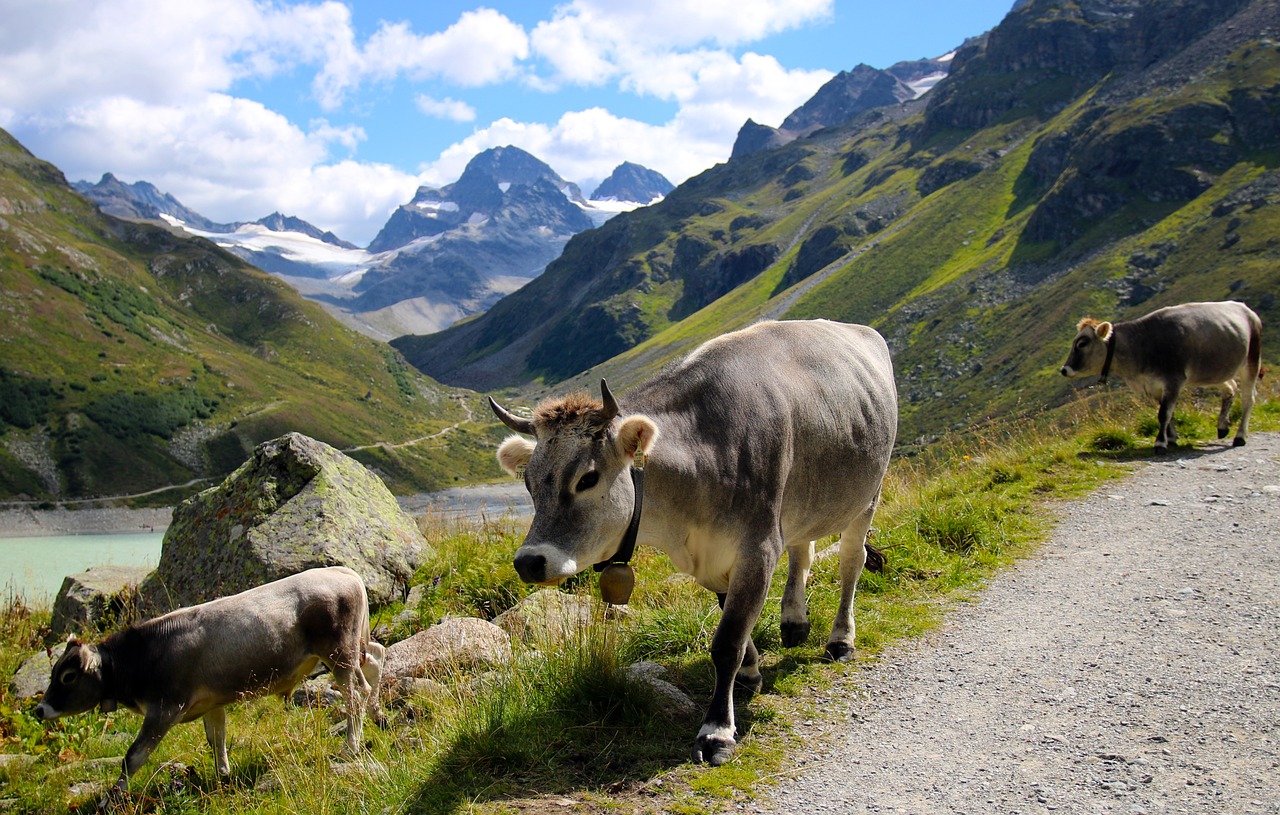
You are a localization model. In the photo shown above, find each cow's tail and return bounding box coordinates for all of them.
[864,541,885,573]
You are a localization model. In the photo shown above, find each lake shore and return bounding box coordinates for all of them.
[0,482,531,538]
[0,506,172,538]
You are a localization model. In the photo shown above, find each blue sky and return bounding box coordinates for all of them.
[0,1,1014,247]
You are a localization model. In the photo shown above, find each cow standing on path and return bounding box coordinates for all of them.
[1060,300,1262,452]
[489,319,898,766]
[34,566,384,794]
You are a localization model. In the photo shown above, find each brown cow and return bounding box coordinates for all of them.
[1060,301,1262,452]
[34,566,384,793]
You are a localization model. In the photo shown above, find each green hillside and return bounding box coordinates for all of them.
[0,130,500,502]
[395,0,1280,445]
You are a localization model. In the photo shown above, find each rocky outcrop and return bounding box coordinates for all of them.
[140,432,430,610]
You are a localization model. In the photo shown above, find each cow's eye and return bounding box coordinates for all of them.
[58,669,77,686]
[1077,337,1089,348]
[576,471,599,492]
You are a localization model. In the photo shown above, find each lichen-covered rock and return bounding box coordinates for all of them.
[383,617,510,680]
[140,432,430,610]
[47,565,150,640]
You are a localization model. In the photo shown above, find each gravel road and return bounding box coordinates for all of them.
[756,433,1280,815]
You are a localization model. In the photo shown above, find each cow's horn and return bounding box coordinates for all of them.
[488,396,535,435]
[600,379,619,421]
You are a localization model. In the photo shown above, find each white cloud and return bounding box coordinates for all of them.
[313,8,529,108]
[29,93,418,246]
[530,0,832,85]
[415,95,477,122]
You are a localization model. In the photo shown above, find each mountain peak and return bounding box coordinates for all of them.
[591,162,673,203]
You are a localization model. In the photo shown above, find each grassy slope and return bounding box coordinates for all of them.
[0,131,500,499]
[3,394,1275,814]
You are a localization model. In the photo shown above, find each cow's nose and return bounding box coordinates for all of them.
[1059,366,1070,377]
[34,703,49,720]
[513,551,546,584]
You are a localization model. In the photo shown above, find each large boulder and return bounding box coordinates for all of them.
[140,432,430,610]
[47,564,150,640]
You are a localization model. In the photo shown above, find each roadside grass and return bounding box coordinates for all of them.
[1,385,1275,814]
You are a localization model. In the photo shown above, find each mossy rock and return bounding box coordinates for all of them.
[140,432,431,609]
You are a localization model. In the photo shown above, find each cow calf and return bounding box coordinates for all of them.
[34,566,384,793]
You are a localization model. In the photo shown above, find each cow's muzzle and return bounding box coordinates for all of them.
[513,550,547,584]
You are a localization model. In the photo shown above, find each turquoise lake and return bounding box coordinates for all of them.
[0,532,163,605]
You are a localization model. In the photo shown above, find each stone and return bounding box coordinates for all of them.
[622,661,698,717]
[47,564,150,640]
[491,588,604,643]
[383,617,511,680]
[140,432,431,610]
[9,644,65,700]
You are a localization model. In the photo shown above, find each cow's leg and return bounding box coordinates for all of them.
[330,644,371,755]
[780,540,814,648]
[117,707,181,790]
[203,706,230,777]
[1217,380,1237,440]
[1154,379,1184,453]
[695,546,778,766]
[826,498,878,662]
[363,641,386,726]
[1236,363,1258,447]
[715,593,763,693]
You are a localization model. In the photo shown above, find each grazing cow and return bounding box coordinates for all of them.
[1060,301,1262,452]
[489,319,898,765]
[34,566,384,792]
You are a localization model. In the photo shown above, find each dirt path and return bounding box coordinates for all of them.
[757,433,1280,815]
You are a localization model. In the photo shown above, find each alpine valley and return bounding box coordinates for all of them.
[4,0,1280,504]
[393,0,1280,448]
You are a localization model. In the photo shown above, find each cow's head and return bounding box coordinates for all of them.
[34,636,110,720]
[490,380,658,585]
[1060,317,1112,378]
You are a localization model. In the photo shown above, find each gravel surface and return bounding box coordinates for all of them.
[756,433,1280,815]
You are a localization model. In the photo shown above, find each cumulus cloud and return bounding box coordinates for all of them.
[414,95,477,122]
[312,8,528,108]
[530,0,832,85]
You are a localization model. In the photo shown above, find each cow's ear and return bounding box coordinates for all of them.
[497,435,536,476]
[617,415,659,459]
[66,634,81,646]
[1095,321,1113,342]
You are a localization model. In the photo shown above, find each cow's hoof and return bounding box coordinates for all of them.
[1153,444,1168,455]
[780,620,811,648]
[1218,427,1230,439]
[1234,437,1247,447]
[692,735,736,766]
[823,641,855,663]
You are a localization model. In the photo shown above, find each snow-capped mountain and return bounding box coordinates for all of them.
[75,149,668,340]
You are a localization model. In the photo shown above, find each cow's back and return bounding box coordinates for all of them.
[1130,301,1258,384]
[632,320,897,540]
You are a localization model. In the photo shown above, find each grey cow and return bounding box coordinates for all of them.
[35,566,384,793]
[489,319,898,765]
[1060,300,1262,452]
